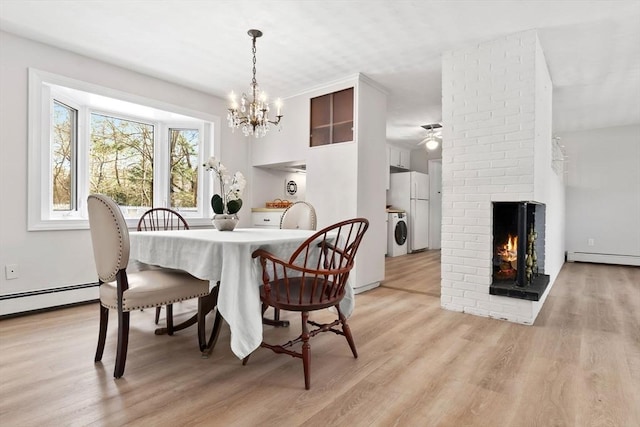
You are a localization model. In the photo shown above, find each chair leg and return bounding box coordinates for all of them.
[197,287,224,354]
[198,297,207,351]
[301,311,311,390]
[262,305,289,327]
[204,311,223,355]
[337,305,358,358]
[155,306,162,325]
[114,309,130,379]
[166,304,174,336]
[95,304,109,362]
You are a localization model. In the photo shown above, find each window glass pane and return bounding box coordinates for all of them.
[89,113,154,212]
[169,128,199,210]
[52,101,75,211]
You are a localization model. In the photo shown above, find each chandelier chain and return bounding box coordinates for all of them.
[251,35,257,89]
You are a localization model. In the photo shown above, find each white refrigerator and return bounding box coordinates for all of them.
[389,171,429,252]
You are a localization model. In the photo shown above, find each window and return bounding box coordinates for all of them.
[89,113,155,209]
[28,69,220,230]
[169,128,200,210]
[52,100,77,211]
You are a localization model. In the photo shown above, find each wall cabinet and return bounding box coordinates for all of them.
[310,87,354,147]
[251,211,282,229]
[388,146,410,169]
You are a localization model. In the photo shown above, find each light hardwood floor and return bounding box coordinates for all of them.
[382,250,441,296]
[1,255,638,426]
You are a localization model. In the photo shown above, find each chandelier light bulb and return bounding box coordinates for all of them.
[425,138,439,150]
[275,98,282,116]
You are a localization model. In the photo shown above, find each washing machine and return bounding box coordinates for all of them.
[387,212,408,257]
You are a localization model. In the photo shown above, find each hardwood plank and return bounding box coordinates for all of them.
[1,257,638,426]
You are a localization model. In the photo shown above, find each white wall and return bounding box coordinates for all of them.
[250,93,309,167]
[0,32,247,313]
[356,78,387,292]
[251,168,306,207]
[563,124,640,265]
[409,148,430,174]
[533,36,565,287]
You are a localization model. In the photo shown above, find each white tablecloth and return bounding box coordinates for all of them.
[128,228,354,359]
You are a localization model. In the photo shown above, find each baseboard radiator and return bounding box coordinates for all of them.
[567,252,640,267]
[0,283,99,317]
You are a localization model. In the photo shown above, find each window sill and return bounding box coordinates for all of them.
[28,216,215,231]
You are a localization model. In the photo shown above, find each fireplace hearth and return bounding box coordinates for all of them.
[490,201,550,301]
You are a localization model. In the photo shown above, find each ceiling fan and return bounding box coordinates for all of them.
[418,123,442,150]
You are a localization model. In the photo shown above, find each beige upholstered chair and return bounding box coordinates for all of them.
[280,201,317,230]
[137,207,190,326]
[88,194,210,378]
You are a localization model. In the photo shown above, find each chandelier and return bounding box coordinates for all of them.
[227,29,283,138]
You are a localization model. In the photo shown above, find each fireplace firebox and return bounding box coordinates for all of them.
[490,201,550,301]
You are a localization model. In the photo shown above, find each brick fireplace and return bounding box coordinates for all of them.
[440,30,565,325]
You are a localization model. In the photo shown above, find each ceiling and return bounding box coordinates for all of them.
[1,0,639,150]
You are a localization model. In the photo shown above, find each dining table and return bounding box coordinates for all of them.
[128,227,355,359]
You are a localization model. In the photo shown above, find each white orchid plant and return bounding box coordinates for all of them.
[203,157,246,215]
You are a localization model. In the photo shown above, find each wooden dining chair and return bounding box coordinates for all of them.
[244,218,369,389]
[137,207,190,232]
[264,201,319,327]
[88,194,210,378]
[137,207,190,327]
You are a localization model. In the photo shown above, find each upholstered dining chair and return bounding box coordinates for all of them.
[279,201,317,230]
[264,201,319,326]
[88,194,210,378]
[137,207,190,326]
[244,217,369,390]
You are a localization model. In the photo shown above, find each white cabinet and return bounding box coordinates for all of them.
[251,211,282,229]
[388,146,410,170]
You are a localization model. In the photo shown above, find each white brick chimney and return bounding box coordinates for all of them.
[440,30,565,324]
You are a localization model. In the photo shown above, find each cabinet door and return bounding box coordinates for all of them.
[252,212,282,228]
[332,88,354,143]
[388,146,400,167]
[310,88,353,147]
[399,149,410,169]
[310,93,331,146]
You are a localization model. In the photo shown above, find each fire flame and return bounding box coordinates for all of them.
[498,235,518,262]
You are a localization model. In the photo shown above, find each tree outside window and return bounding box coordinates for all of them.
[89,113,154,209]
[52,101,75,211]
[170,128,199,210]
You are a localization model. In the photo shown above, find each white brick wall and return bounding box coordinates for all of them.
[441,30,558,325]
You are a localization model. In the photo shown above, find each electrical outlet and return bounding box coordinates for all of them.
[588,238,595,247]
[5,264,18,280]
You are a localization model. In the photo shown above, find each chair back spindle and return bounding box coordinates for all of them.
[137,208,189,232]
[253,218,368,311]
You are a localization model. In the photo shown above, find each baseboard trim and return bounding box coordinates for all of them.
[353,281,380,294]
[567,252,640,266]
[0,283,99,317]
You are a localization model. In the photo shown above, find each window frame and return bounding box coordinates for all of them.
[28,68,220,231]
